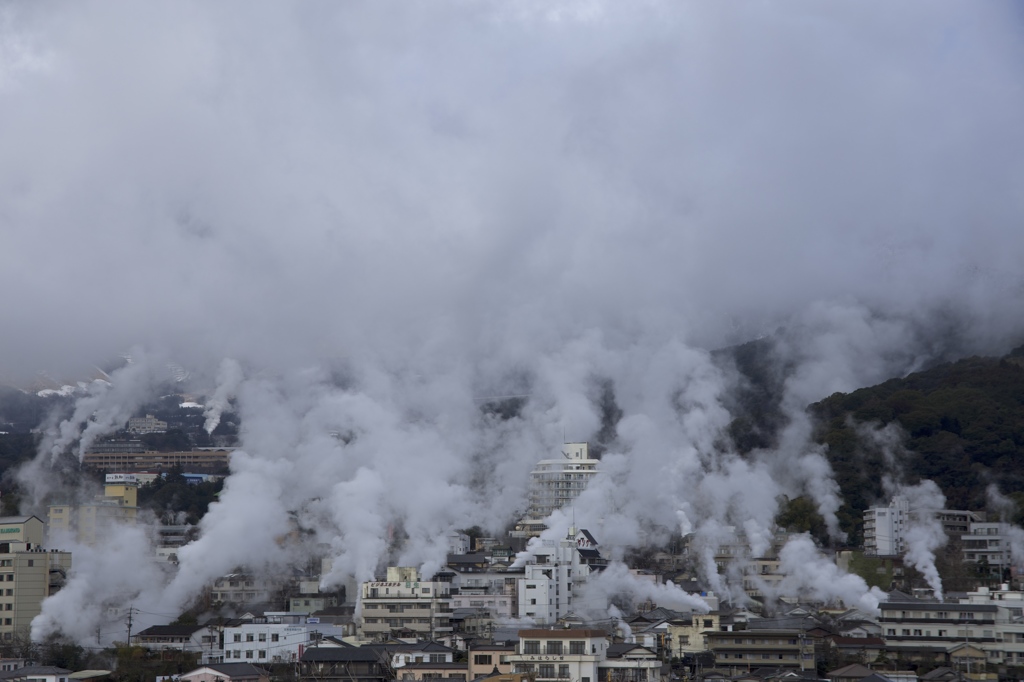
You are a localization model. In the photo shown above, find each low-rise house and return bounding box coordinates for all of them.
[179,663,269,682]
[599,643,661,682]
[468,644,515,678]
[299,647,392,682]
[0,667,72,682]
[394,661,468,681]
[131,624,219,655]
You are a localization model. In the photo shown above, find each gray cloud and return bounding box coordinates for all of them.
[3,0,1024,639]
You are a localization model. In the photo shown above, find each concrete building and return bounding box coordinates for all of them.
[221,613,347,665]
[468,644,515,678]
[524,443,599,525]
[705,629,815,673]
[359,567,454,641]
[210,574,277,605]
[127,415,168,434]
[0,517,72,641]
[517,529,606,625]
[962,523,1019,579]
[864,497,983,557]
[47,474,138,545]
[508,629,610,682]
[82,448,233,473]
[879,599,998,667]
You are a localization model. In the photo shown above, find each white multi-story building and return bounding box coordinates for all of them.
[526,443,599,522]
[509,628,609,682]
[865,497,984,558]
[517,529,605,625]
[864,497,910,556]
[359,567,454,640]
[219,613,346,665]
[962,523,1021,578]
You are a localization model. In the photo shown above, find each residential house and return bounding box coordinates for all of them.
[179,663,269,682]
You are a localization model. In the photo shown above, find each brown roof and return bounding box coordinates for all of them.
[517,629,606,638]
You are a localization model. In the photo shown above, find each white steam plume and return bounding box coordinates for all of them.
[0,0,1021,640]
[773,534,887,615]
[203,358,243,435]
[899,481,948,600]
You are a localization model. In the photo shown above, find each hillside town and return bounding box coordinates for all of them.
[0,442,1021,682]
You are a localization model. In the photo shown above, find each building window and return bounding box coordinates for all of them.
[558,665,569,678]
[570,641,585,655]
[546,641,562,655]
[258,650,266,658]
[524,641,540,654]
[474,655,492,665]
[539,664,555,678]
[245,651,253,659]
[233,634,241,642]
[259,634,266,642]
[272,634,279,642]
[246,634,254,642]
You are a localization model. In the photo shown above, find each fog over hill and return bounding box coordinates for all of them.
[1,0,1024,642]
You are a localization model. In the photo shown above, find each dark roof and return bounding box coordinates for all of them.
[399,663,467,670]
[832,637,884,647]
[447,554,490,564]
[302,648,387,663]
[606,643,655,658]
[135,624,205,637]
[826,663,875,679]
[198,664,269,679]
[859,674,894,682]
[0,667,72,680]
[578,548,601,558]
[578,529,598,546]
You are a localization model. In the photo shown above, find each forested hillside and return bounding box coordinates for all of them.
[809,347,1024,540]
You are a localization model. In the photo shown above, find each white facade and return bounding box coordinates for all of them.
[508,629,609,682]
[447,533,471,555]
[517,529,603,625]
[962,523,1022,577]
[359,567,454,640]
[219,613,346,665]
[864,496,909,556]
[526,443,599,521]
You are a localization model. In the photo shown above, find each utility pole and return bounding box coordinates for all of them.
[126,604,136,644]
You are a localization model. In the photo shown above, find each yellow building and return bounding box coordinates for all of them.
[0,516,72,641]
[47,474,139,545]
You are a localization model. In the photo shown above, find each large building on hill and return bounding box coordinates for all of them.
[47,473,138,544]
[0,516,72,641]
[517,443,598,534]
[82,448,233,472]
[864,496,984,557]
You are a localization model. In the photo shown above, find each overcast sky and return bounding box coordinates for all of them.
[1,0,1023,381]
[8,0,1024,639]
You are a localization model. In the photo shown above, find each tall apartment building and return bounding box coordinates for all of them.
[517,529,606,625]
[359,567,454,641]
[864,496,983,557]
[0,516,72,641]
[526,443,599,522]
[47,474,138,545]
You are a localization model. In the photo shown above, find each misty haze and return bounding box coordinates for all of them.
[2,2,1024,681]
